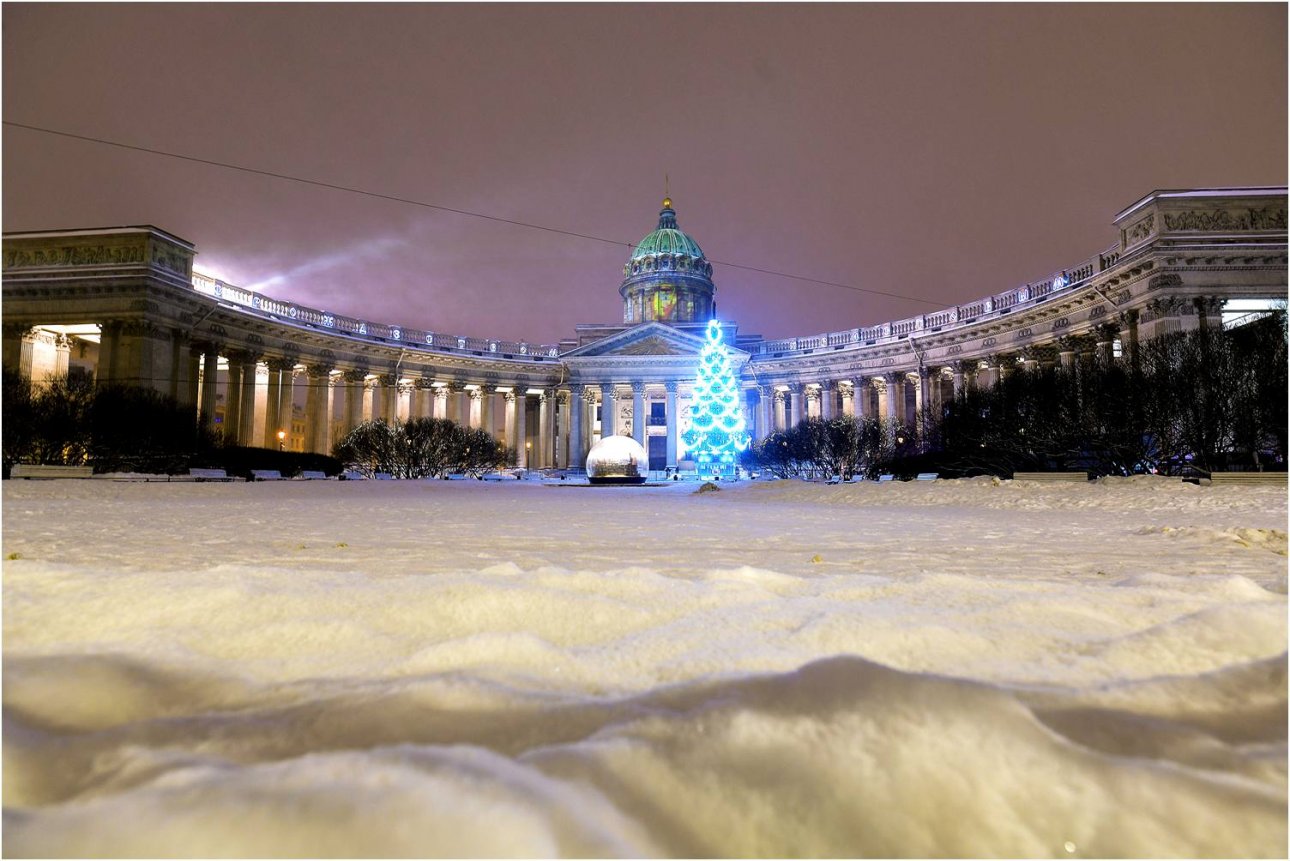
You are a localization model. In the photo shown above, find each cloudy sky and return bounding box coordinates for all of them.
[3,4,1285,343]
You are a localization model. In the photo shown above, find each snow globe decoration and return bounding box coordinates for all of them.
[585,432,649,484]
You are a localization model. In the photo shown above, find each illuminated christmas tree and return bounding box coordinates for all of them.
[682,319,751,476]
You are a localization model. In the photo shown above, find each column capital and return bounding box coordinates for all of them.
[1092,322,1119,342]
[266,356,298,373]
[1196,296,1224,316]
[837,380,854,395]
[306,363,333,379]
[631,380,646,395]
[664,379,679,393]
[503,390,518,403]
[556,390,571,405]
[785,381,804,394]
[469,387,483,401]
[569,382,585,396]
[583,387,598,404]
[226,348,261,366]
[882,370,903,384]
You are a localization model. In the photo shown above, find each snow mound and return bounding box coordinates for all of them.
[4,479,1285,856]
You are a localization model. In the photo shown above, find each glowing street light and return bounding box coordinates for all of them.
[277,429,286,451]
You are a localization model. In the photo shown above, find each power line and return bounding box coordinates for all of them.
[4,119,944,307]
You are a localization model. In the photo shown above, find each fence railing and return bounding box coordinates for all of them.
[190,273,561,359]
[748,242,1125,355]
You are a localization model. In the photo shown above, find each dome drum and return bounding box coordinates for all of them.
[620,198,715,325]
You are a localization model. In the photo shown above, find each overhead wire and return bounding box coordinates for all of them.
[3,119,943,307]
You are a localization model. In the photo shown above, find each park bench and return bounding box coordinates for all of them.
[877,474,895,482]
[250,469,283,481]
[1013,472,1089,482]
[188,468,234,482]
[915,473,939,481]
[300,470,329,480]
[1207,472,1287,486]
[10,464,93,479]
[340,470,366,480]
[373,472,394,480]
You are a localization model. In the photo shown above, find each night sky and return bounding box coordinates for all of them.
[3,4,1285,344]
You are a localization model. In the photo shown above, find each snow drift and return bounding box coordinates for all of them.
[3,478,1285,857]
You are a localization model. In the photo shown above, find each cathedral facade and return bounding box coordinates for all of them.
[3,187,1286,473]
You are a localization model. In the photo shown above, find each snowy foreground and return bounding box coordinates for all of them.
[3,476,1286,858]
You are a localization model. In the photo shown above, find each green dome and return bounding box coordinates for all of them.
[629,200,705,262]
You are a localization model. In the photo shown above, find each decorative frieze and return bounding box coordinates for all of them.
[1163,207,1287,232]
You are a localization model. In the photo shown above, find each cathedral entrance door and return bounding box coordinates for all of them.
[648,436,666,472]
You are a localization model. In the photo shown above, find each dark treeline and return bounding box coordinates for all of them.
[2,374,340,477]
[745,316,1287,479]
[332,418,515,478]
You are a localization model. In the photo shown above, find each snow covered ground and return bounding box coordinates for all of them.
[3,476,1286,857]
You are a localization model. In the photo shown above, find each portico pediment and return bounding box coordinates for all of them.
[562,321,746,360]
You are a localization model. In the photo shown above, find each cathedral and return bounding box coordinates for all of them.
[3,187,1286,474]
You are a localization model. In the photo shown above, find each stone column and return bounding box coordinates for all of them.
[1,325,35,381]
[773,389,787,431]
[341,371,364,430]
[538,388,554,469]
[631,381,646,446]
[164,330,188,405]
[952,363,966,399]
[757,386,773,437]
[881,373,901,423]
[785,383,802,427]
[582,387,598,459]
[482,388,497,437]
[665,380,679,470]
[1056,336,1080,371]
[263,359,287,448]
[1197,296,1224,331]
[1093,323,1118,367]
[410,379,427,420]
[911,372,925,423]
[379,374,398,424]
[434,386,449,420]
[568,384,585,470]
[1119,310,1140,370]
[467,388,483,430]
[839,381,854,418]
[444,385,459,424]
[855,381,871,420]
[511,392,528,468]
[281,368,297,445]
[224,358,244,441]
[186,344,203,412]
[820,381,836,421]
[305,364,333,454]
[503,391,517,450]
[804,386,820,421]
[601,384,617,438]
[95,321,123,385]
[556,390,571,468]
[237,357,259,445]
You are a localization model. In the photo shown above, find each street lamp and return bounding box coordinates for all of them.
[277,429,286,451]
